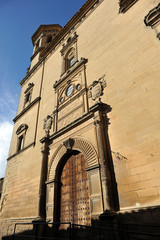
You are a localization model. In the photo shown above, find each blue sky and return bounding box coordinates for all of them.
[0,0,86,178]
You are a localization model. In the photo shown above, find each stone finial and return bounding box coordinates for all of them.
[43,115,52,137]
[89,75,106,103]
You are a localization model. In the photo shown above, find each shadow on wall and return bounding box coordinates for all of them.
[2,208,160,240]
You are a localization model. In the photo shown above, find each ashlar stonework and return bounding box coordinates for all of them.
[1,0,160,238]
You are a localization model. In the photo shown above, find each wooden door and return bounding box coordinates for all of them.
[60,153,91,225]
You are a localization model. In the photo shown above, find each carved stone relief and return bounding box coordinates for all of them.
[89,75,106,103]
[63,138,75,151]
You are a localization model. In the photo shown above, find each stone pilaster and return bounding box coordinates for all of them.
[38,139,50,220]
[93,106,119,213]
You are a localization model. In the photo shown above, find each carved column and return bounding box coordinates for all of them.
[38,139,50,220]
[94,111,113,212]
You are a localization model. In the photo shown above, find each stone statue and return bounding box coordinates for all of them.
[89,75,106,102]
[43,115,52,137]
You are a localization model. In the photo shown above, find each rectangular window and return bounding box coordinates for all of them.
[18,135,24,151]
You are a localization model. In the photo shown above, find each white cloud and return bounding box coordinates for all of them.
[0,121,13,178]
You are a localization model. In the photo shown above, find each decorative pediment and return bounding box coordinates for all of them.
[119,0,139,13]
[144,3,160,27]
[60,32,78,55]
[16,124,28,135]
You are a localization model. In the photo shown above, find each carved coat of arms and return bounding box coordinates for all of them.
[89,75,107,103]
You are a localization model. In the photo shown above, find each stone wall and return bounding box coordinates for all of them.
[1,0,160,238]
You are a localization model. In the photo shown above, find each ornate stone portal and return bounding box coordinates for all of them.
[40,103,119,223]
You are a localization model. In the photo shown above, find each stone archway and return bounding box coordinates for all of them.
[46,137,103,222]
[48,137,98,182]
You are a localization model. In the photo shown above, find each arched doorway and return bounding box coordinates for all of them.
[58,151,91,225]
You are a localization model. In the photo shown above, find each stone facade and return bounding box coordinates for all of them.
[1,0,160,238]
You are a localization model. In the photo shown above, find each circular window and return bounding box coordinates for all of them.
[76,83,81,90]
[60,97,64,103]
[66,84,74,97]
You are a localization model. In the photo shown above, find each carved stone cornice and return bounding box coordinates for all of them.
[31,24,62,44]
[119,0,139,13]
[58,87,87,112]
[60,33,78,55]
[144,3,160,27]
[40,103,111,144]
[30,47,44,61]
[13,97,41,123]
[53,58,88,89]
[20,59,43,85]
[40,0,102,59]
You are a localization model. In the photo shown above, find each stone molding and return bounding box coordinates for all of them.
[31,24,62,45]
[13,97,41,123]
[144,3,160,27]
[40,112,93,144]
[119,0,139,13]
[48,137,98,181]
[53,58,88,88]
[16,124,28,135]
[40,103,111,144]
[7,142,35,161]
[30,47,44,61]
[60,32,78,55]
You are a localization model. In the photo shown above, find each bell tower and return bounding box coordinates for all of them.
[30,24,62,69]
